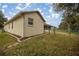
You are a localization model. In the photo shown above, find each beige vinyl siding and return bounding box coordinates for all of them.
[4,11,45,37]
[24,13,44,37]
[4,16,24,37]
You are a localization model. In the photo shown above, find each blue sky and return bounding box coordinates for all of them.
[0,3,63,28]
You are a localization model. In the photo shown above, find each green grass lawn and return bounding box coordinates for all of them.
[72,31,79,35]
[0,32,17,55]
[5,32,79,56]
[0,32,17,49]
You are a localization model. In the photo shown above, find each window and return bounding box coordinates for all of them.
[28,18,33,27]
[12,22,13,29]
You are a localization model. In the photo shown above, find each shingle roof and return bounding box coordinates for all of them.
[4,11,45,25]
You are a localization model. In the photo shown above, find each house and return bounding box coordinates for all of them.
[4,11,51,38]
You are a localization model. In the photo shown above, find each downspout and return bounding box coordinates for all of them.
[22,14,25,37]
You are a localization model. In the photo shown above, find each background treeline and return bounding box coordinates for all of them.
[54,3,79,32]
[0,10,7,30]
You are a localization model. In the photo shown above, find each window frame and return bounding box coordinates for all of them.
[28,17,34,27]
[12,22,13,29]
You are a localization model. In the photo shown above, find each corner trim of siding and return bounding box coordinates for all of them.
[22,14,25,37]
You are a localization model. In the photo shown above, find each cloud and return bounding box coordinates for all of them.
[36,8,42,12]
[43,7,47,10]
[18,3,23,6]
[5,15,10,19]
[9,11,13,15]
[41,12,44,15]
[8,11,17,19]
[45,13,61,26]
[45,3,52,6]
[0,4,1,6]
[49,7,52,13]
[35,8,45,17]
[2,5,8,8]
[22,3,31,10]
[16,6,22,10]
[16,4,23,10]
[16,3,31,11]
[2,9,5,13]
[52,13,60,18]
[47,15,51,18]
[45,13,59,21]
[25,3,31,7]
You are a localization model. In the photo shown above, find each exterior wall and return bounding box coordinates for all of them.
[23,13,44,37]
[4,16,24,37]
[4,12,44,37]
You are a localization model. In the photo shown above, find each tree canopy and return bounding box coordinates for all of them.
[54,3,79,31]
[0,10,7,29]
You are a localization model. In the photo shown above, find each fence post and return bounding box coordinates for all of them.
[67,23,71,39]
[53,27,56,36]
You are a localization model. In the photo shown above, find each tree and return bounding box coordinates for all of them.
[54,3,79,16]
[59,21,68,30]
[0,10,7,29]
[54,3,79,31]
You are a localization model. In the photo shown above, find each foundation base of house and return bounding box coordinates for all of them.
[6,31,49,42]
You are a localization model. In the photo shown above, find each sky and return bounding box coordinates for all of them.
[0,3,63,28]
